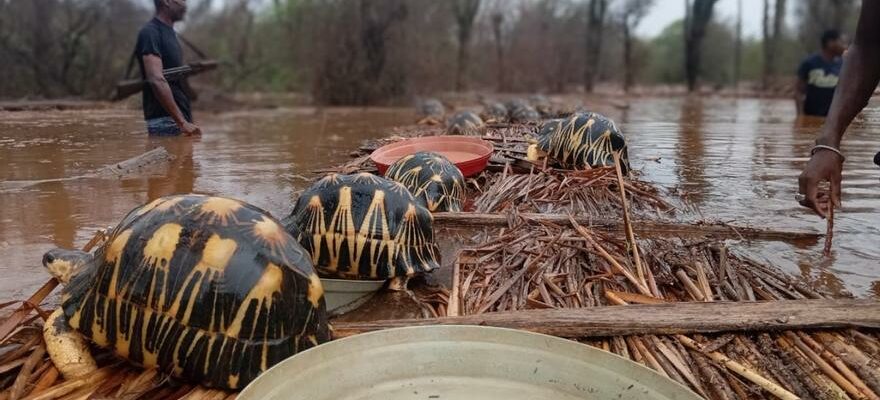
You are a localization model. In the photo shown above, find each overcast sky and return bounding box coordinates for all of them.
[636,0,793,38]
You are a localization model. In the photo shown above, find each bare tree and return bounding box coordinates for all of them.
[452,0,481,92]
[683,0,719,92]
[796,0,857,51]
[617,0,653,92]
[491,11,506,92]
[733,0,741,89]
[761,0,786,90]
[584,0,609,93]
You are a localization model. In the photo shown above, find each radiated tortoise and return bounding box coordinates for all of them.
[41,194,330,389]
[385,151,466,212]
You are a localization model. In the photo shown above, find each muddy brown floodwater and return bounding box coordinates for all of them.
[0,97,877,302]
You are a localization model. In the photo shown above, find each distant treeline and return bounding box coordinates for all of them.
[0,0,859,104]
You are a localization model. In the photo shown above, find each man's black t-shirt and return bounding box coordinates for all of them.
[135,18,192,122]
[797,53,842,117]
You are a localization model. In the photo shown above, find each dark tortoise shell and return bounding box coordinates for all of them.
[529,94,552,117]
[509,104,541,123]
[385,152,465,212]
[446,111,485,135]
[418,98,445,119]
[538,112,631,174]
[480,102,508,123]
[61,194,329,389]
[284,173,440,280]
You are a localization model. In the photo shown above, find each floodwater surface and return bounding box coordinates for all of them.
[0,97,877,301]
[0,106,416,300]
[618,97,879,297]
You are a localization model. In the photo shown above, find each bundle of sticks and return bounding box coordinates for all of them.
[473,166,672,217]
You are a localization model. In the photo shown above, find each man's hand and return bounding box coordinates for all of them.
[179,121,202,136]
[798,150,843,218]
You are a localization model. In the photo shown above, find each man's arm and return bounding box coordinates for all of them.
[798,1,880,217]
[143,55,201,135]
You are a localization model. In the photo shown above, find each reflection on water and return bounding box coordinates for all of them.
[0,107,415,300]
[619,97,879,297]
[0,98,877,301]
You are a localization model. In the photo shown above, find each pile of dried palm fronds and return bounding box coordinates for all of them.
[473,166,671,217]
[440,217,880,399]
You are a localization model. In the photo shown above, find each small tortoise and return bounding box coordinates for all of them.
[41,195,330,389]
[504,98,529,111]
[385,151,466,212]
[284,173,440,282]
[446,111,485,135]
[507,100,541,124]
[416,98,446,125]
[528,112,631,174]
[529,94,553,117]
[480,102,508,123]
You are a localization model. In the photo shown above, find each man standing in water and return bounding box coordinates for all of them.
[798,1,880,216]
[795,30,848,117]
[136,0,201,136]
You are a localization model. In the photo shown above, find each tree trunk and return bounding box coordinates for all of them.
[734,0,742,90]
[771,0,787,80]
[584,0,607,93]
[455,27,471,92]
[762,0,771,90]
[453,0,481,92]
[684,0,718,92]
[622,18,633,93]
[491,13,506,92]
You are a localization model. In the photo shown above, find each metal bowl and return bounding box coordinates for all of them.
[239,325,701,400]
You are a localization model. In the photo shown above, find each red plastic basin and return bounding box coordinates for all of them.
[370,136,494,177]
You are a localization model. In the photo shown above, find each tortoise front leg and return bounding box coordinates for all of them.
[44,308,97,379]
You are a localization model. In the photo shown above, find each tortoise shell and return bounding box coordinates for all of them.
[385,152,466,212]
[504,98,529,111]
[537,112,631,174]
[529,94,552,117]
[418,98,445,119]
[60,195,329,389]
[480,102,508,123]
[509,104,541,123]
[284,173,439,280]
[446,111,485,135]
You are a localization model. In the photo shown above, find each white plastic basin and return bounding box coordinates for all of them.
[239,325,701,400]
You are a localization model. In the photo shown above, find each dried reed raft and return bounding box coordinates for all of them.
[420,219,880,400]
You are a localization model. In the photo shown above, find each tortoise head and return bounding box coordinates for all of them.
[42,249,93,284]
[526,138,547,162]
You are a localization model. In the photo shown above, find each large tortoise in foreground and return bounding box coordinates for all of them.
[284,173,440,282]
[42,194,330,389]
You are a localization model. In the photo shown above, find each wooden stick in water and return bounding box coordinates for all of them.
[612,151,647,291]
[824,204,834,256]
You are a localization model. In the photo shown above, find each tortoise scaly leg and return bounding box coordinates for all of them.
[44,308,97,379]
